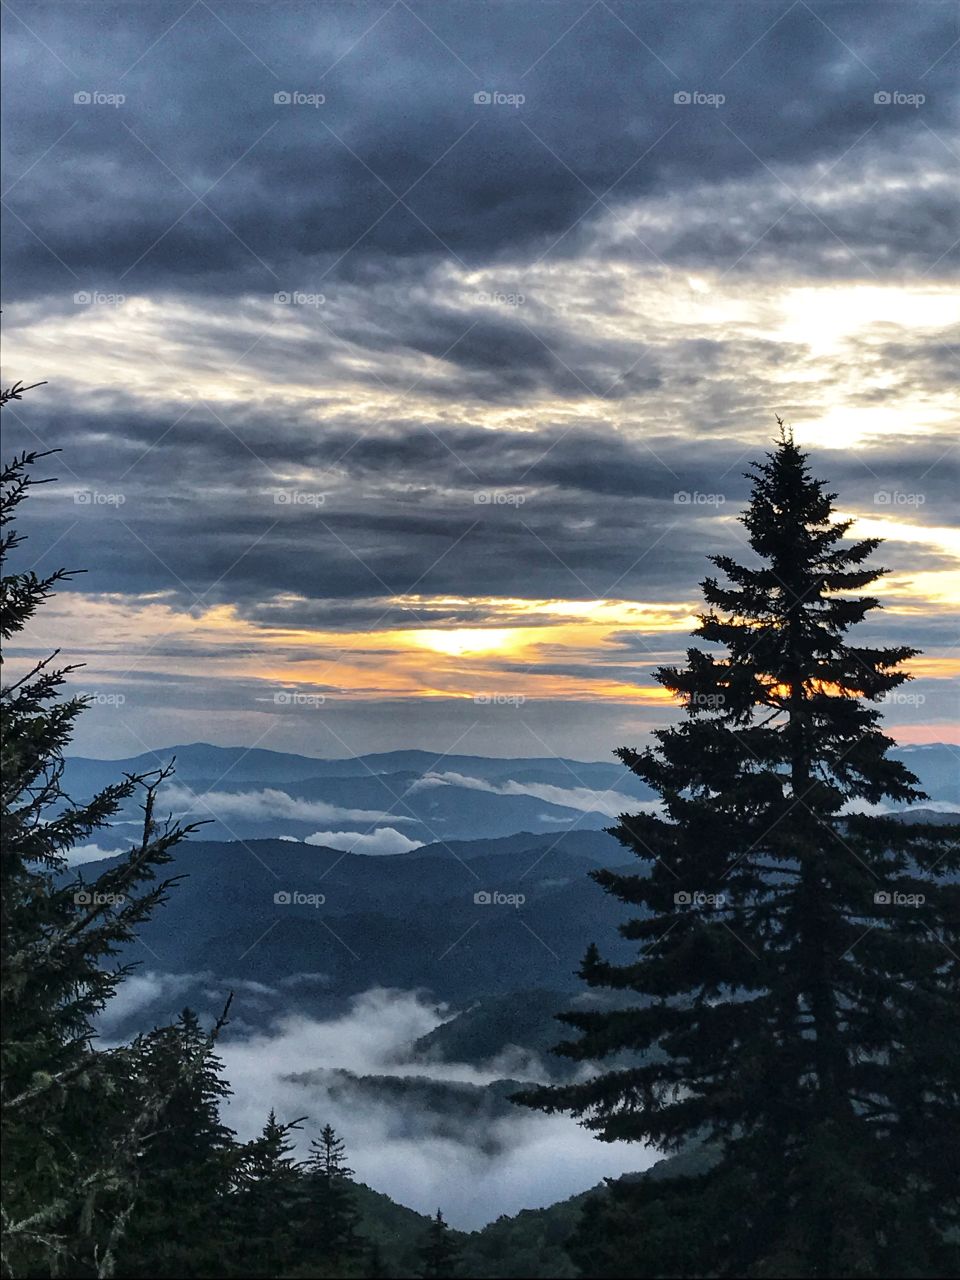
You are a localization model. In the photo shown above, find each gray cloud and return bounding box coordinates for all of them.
[3,2,957,301]
[3,1,956,755]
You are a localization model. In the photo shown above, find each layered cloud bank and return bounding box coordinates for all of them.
[3,1,957,755]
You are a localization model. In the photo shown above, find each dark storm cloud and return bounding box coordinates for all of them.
[6,389,955,622]
[594,142,959,278]
[3,1,958,300]
[3,2,956,760]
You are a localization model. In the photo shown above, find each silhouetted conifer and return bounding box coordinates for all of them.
[519,426,960,1277]
[1,424,207,1276]
[418,1208,459,1278]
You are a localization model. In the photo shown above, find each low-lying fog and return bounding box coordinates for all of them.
[128,984,657,1230]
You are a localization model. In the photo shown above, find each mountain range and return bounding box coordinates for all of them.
[66,740,958,1234]
[69,741,957,1043]
[64,742,959,851]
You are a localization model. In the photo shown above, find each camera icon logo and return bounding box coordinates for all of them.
[74,890,93,905]
[74,91,92,104]
[873,890,891,905]
[874,91,891,105]
[674,891,692,905]
[274,890,292,904]
[74,291,92,304]
[474,890,492,905]
[674,91,691,105]
[274,291,292,304]
[473,90,492,105]
[274,91,292,104]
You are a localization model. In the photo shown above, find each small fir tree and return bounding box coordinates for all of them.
[418,1209,459,1279]
[228,1110,305,1278]
[114,1008,237,1278]
[300,1123,363,1272]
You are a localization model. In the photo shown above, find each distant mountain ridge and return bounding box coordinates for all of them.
[63,742,959,851]
[63,744,659,847]
[68,741,957,1042]
[65,743,655,787]
[65,740,959,796]
[79,831,639,1034]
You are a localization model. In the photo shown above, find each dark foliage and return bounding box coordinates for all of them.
[519,426,960,1277]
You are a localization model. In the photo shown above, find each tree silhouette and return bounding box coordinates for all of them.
[1,398,212,1275]
[519,425,960,1276]
[301,1124,363,1273]
[418,1208,460,1278]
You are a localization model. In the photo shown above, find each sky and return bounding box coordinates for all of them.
[2,0,958,761]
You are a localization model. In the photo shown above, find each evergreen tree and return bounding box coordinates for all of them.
[114,1008,237,1278]
[418,1209,459,1279]
[519,426,959,1277]
[0,426,207,1275]
[228,1110,305,1278]
[300,1124,363,1275]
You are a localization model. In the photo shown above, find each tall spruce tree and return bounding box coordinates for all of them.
[1,417,213,1274]
[519,426,959,1278]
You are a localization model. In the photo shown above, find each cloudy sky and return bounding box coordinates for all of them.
[3,0,957,760]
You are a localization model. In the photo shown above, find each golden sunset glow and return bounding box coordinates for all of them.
[409,629,517,657]
[7,279,956,743]
[26,584,958,734]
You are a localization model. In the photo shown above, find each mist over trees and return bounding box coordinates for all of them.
[1,382,957,1278]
